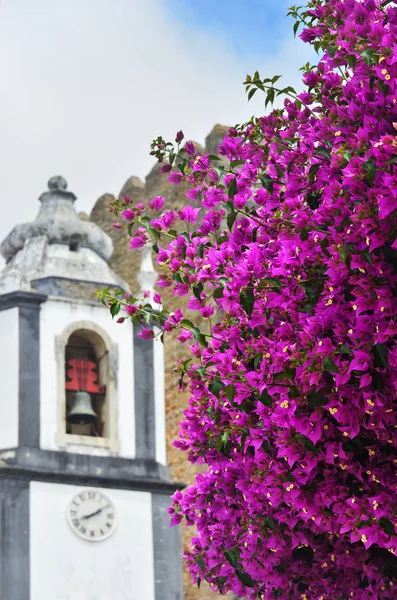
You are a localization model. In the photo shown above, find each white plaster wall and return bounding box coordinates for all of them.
[39,243,128,289]
[0,307,19,449]
[30,481,155,600]
[153,334,166,465]
[40,298,135,457]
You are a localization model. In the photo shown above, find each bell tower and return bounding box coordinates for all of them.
[0,177,182,600]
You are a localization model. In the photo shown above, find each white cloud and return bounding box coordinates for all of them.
[0,0,314,248]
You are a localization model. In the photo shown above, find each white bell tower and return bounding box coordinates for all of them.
[0,176,182,600]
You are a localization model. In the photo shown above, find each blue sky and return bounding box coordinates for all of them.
[0,0,314,252]
[168,0,294,57]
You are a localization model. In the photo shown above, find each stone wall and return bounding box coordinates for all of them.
[90,125,232,600]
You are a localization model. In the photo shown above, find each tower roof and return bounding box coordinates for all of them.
[1,176,113,262]
[0,177,129,296]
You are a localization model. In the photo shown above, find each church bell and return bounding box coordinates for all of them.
[65,357,100,425]
[67,390,98,424]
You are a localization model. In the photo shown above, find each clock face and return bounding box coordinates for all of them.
[67,489,116,542]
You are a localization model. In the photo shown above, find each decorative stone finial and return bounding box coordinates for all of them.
[48,176,68,191]
[0,175,114,264]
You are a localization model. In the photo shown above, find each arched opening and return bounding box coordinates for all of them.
[64,329,109,438]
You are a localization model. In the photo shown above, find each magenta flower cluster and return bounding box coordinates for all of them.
[104,1,397,597]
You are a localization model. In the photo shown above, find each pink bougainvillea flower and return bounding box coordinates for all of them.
[129,237,145,249]
[121,208,136,221]
[178,205,200,223]
[107,2,397,597]
[148,196,165,211]
[138,328,155,339]
[185,141,195,155]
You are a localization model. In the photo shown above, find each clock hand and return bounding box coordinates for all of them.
[81,507,103,520]
[80,503,112,520]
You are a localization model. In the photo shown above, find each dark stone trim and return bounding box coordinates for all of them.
[0,495,2,596]
[0,479,30,600]
[31,276,128,301]
[152,494,183,600]
[134,325,156,460]
[0,290,47,311]
[18,299,42,448]
[0,291,46,448]
[0,447,184,495]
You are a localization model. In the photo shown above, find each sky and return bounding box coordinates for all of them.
[0,0,315,249]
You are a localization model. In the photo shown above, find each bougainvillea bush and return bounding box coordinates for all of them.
[103,1,397,597]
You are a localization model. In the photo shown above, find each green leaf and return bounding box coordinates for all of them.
[339,246,348,263]
[191,327,201,339]
[248,87,257,101]
[340,344,351,355]
[221,431,229,445]
[266,518,277,531]
[180,232,190,243]
[224,200,234,213]
[253,352,263,369]
[197,556,205,571]
[180,319,195,329]
[302,281,318,304]
[360,48,374,64]
[372,343,388,369]
[315,147,331,161]
[379,517,395,536]
[209,377,224,398]
[322,357,339,373]
[224,548,239,568]
[227,177,238,199]
[240,288,255,317]
[230,159,245,168]
[258,389,272,407]
[172,272,183,283]
[197,366,206,379]
[197,334,208,348]
[193,282,203,301]
[358,520,372,529]
[265,87,275,107]
[271,75,282,84]
[296,434,317,452]
[308,391,324,408]
[261,174,274,194]
[320,237,330,257]
[308,162,320,184]
[225,384,236,403]
[346,54,357,70]
[327,45,337,58]
[260,277,282,290]
[110,303,120,318]
[293,20,300,37]
[213,287,224,299]
[207,155,222,161]
[227,212,237,231]
[235,569,255,588]
[364,159,377,185]
[213,164,225,179]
